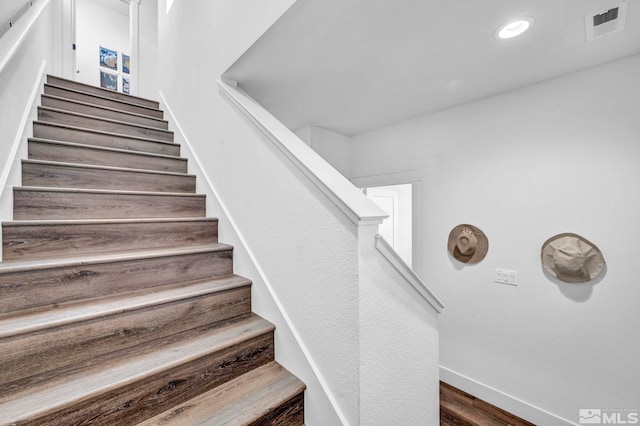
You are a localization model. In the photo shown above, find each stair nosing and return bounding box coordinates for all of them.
[0,243,233,275]
[33,121,180,147]
[41,94,169,126]
[44,83,163,116]
[38,106,174,136]
[22,159,196,178]
[2,217,218,227]
[46,75,160,107]
[14,186,205,198]
[139,362,305,426]
[29,138,187,162]
[0,315,273,422]
[0,275,251,339]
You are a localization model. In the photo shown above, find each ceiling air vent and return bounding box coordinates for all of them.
[585,0,628,41]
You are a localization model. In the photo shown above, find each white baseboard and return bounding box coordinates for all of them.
[440,366,577,426]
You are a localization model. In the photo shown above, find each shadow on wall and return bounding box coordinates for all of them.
[543,265,607,303]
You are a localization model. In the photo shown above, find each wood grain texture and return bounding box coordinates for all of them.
[440,382,535,426]
[13,187,206,220]
[0,280,251,390]
[22,160,196,193]
[0,315,275,425]
[28,139,187,173]
[41,95,169,130]
[0,77,306,425]
[38,107,174,142]
[44,84,164,119]
[0,244,234,314]
[139,362,305,426]
[47,75,160,109]
[2,218,218,260]
[33,121,181,156]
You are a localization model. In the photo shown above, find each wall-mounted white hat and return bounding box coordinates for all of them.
[541,233,605,283]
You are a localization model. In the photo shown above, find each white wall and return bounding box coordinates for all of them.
[351,54,640,424]
[1,0,61,239]
[358,224,440,426]
[0,0,32,36]
[295,125,352,177]
[157,1,362,424]
[137,0,157,100]
[75,0,128,90]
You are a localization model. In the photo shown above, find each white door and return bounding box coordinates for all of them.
[366,184,412,267]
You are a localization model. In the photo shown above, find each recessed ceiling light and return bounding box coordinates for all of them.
[496,17,535,39]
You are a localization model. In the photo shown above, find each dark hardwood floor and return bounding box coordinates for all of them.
[440,381,536,426]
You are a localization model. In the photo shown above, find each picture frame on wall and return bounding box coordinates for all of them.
[99,46,118,70]
[122,76,130,94]
[100,70,118,91]
[122,54,130,74]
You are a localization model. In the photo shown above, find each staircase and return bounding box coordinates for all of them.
[0,75,305,425]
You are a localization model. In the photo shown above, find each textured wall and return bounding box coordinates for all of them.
[0,0,59,243]
[351,54,640,424]
[157,1,363,423]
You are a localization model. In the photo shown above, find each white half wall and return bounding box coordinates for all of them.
[351,54,640,425]
[0,0,60,235]
[156,1,363,424]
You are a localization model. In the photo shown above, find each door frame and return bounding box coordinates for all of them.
[351,170,423,277]
[62,0,139,95]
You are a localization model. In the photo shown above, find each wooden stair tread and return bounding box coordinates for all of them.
[44,83,164,118]
[0,274,250,338]
[47,75,160,109]
[13,186,208,220]
[29,138,186,161]
[139,361,305,426]
[41,94,169,131]
[2,217,220,260]
[33,120,179,147]
[0,314,274,421]
[39,106,174,137]
[28,138,187,173]
[22,159,195,178]
[3,216,218,227]
[0,242,233,275]
[14,186,205,198]
[42,94,168,126]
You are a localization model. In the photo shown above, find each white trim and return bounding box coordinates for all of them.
[351,170,422,188]
[159,91,350,426]
[374,234,444,314]
[217,80,387,227]
[0,0,51,75]
[440,366,577,426]
[352,172,424,276]
[128,0,140,96]
[0,59,47,207]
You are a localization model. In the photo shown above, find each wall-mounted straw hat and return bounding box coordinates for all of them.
[541,233,605,283]
[447,224,489,264]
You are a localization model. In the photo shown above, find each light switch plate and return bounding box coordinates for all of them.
[495,268,518,285]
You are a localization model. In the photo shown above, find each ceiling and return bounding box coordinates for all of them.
[223,0,640,136]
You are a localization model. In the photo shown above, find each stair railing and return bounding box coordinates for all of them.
[217,78,445,425]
